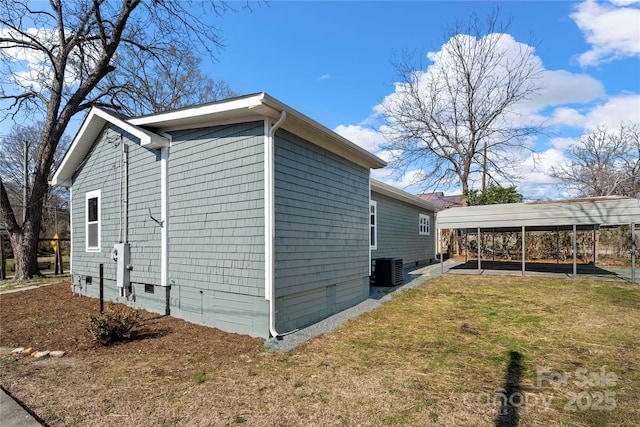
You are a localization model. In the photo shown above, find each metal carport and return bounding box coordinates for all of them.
[436,197,640,283]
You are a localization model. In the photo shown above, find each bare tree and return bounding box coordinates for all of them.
[380,9,543,192]
[107,46,236,117]
[0,0,233,280]
[0,122,70,200]
[550,123,640,198]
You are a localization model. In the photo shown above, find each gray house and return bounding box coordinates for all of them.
[370,179,439,272]
[51,93,439,338]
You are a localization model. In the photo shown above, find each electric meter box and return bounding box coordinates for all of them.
[112,243,130,288]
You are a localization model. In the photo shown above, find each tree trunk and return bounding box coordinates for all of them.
[8,228,41,280]
[1,162,50,281]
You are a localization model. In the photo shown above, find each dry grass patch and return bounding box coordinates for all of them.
[1,276,639,426]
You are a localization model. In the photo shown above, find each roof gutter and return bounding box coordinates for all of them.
[265,110,287,339]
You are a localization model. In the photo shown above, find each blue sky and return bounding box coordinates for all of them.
[204,0,640,200]
[2,1,639,200]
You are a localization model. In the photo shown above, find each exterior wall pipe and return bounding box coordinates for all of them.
[123,142,129,243]
[265,111,287,338]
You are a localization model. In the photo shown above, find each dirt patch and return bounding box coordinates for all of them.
[0,282,263,357]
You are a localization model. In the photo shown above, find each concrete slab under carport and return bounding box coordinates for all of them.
[447,260,633,282]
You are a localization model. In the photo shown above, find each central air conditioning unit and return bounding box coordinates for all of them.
[371,258,403,286]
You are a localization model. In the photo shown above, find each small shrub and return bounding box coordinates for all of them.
[87,305,140,346]
[193,372,207,383]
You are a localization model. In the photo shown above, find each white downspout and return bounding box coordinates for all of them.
[69,186,73,275]
[265,111,286,338]
[159,135,171,289]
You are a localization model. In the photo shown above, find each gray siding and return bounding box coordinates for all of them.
[71,124,162,301]
[167,122,268,337]
[372,190,436,265]
[274,129,371,332]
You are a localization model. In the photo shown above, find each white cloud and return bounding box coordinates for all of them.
[571,0,640,66]
[550,108,587,127]
[334,124,385,153]
[318,74,331,81]
[549,136,579,150]
[1,26,98,91]
[536,70,605,107]
[514,148,570,199]
[583,92,640,128]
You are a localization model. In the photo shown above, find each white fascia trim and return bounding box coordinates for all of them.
[129,93,269,126]
[88,108,169,148]
[51,107,168,186]
[140,115,268,133]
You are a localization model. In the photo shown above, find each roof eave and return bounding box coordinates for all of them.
[129,92,386,170]
[371,179,441,212]
[51,107,168,187]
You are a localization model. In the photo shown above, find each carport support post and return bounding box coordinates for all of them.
[593,226,597,267]
[465,231,468,263]
[492,230,496,263]
[522,226,526,276]
[572,224,577,279]
[632,223,636,284]
[440,229,444,274]
[477,227,482,274]
[556,228,560,265]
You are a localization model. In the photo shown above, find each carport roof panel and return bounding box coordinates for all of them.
[436,197,640,230]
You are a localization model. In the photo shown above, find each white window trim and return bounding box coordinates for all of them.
[86,189,101,252]
[370,200,377,250]
[419,213,430,236]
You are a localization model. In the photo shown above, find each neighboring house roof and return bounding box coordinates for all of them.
[371,179,441,212]
[51,92,386,187]
[416,192,465,210]
[436,196,640,231]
